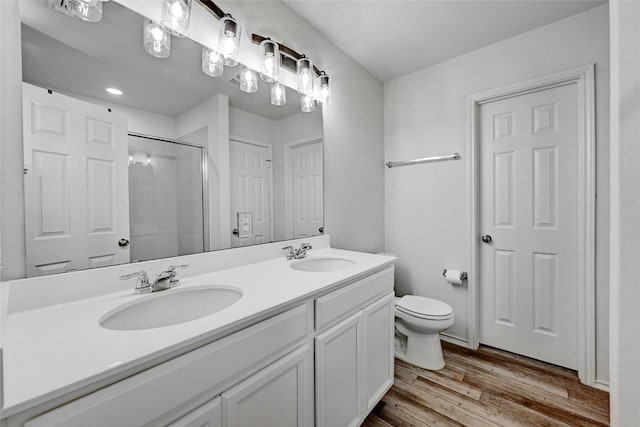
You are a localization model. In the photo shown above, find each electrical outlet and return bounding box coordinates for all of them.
[237,212,253,238]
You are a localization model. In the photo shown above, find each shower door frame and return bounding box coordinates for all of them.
[128,132,211,253]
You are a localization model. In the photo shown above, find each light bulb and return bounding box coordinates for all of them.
[271,82,286,106]
[161,0,191,37]
[76,0,102,22]
[218,16,240,67]
[319,72,331,105]
[143,19,170,58]
[260,39,279,82]
[239,68,258,93]
[201,47,223,77]
[300,94,315,113]
[297,57,314,96]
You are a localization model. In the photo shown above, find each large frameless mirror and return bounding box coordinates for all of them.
[16,0,324,278]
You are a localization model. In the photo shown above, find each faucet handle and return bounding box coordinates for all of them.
[282,245,295,260]
[167,264,189,286]
[119,271,151,294]
[300,243,312,250]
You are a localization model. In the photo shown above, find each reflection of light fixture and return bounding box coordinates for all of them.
[160,0,191,37]
[105,87,123,95]
[128,152,153,167]
[239,68,258,93]
[318,72,331,106]
[297,57,314,96]
[201,47,223,77]
[143,18,171,58]
[260,39,279,82]
[300,94,315,113]
[271,82,286,106]
[218,15,240,66]
[76,0,102,22]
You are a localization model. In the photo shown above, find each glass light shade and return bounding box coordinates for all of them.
[271,82,286,106]
[76,0,102,22]
[260,39,279,83]
[143,19,171,58]
[160,0,191,37]
[318,72,331,105]
[300,94,315,113]
[218,15,241,67]
[201,47,223,77]
[239,68,258,93]
[297,57,314,96]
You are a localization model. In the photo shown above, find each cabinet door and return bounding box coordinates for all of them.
[363,292,395,412]
[222,344,312,427]
[315,311,363,427]
[167,397,222,427]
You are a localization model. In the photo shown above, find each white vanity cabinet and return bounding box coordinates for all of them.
[8,263,395,427]
[314,267,395,427]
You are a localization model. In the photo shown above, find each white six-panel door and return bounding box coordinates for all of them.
[479,83,579,369]
[22,83,129,276]
[292,142,323,238]
[229,140,271,247]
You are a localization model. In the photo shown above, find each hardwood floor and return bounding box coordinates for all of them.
[363,341,610,427]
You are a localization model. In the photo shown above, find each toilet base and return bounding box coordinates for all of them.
[394,326,445,370]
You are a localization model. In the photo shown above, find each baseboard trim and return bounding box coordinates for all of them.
[440,333,470,349]
[594,380,610,392]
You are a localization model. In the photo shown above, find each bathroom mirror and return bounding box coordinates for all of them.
[16,0,324,277]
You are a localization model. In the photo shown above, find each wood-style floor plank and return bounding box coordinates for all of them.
[363,343,610,426]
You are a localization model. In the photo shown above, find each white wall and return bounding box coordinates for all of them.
[229,107,276,143]
[384,5,610,382]
[609,0,640,424]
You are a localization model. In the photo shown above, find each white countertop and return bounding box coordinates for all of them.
[1,247,395,418]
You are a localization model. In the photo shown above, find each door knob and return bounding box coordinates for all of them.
[232,228,239,235]
[481,234,493,244]
[318,227,324,233]
[118,238,130,247]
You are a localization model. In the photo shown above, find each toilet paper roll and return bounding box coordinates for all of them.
[444,269,464,285]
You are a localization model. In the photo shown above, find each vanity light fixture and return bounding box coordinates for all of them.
[260,39,279,83]
[160,0,192,37]
[239,68,258,93]
[105,87,123,95]
[297,56,314,96]
[300,94,315,113]
[201,47,224,77]
[318,71,331,106]
[143,18,171,58]
[271,82,286,106]
[218,15,241,66]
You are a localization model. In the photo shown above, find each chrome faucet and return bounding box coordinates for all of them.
[283,243,312,260]
[120,264,189,294]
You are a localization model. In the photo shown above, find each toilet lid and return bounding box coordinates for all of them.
[396,295,453,319]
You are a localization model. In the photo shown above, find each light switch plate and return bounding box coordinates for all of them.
[237,212,253,238]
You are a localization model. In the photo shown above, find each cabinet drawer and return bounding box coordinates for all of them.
[315,267,394,332]
[25,303,311,427]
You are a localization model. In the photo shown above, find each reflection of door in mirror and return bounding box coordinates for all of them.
[127,134,207,262]
[22,83,130,277]
[292,141,324,238]
[230,139,272,247]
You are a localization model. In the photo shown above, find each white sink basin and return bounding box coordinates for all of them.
[100,285,242,331]
[290,257,355,272]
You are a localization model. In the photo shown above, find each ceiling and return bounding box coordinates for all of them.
[20,1,301,120]
[284,0,606,82]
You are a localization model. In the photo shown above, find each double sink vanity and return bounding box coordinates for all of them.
[1,236,396,427]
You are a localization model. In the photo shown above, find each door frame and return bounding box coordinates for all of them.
[283,135,324,239]
[229,135,274,243]
[466,64,596,385]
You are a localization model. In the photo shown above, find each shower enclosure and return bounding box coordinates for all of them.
[127,133,208,262]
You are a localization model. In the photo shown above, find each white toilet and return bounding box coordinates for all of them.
[394,295,454,370]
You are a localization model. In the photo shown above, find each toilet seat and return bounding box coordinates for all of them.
[396,295,453,320]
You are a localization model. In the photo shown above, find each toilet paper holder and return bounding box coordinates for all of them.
[442,269,468,281]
